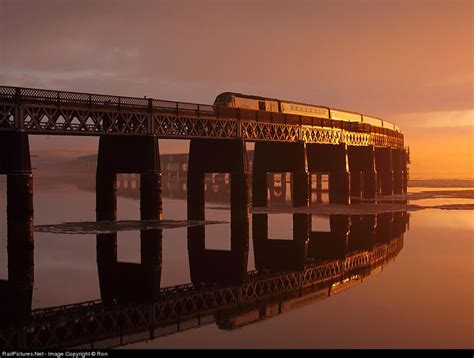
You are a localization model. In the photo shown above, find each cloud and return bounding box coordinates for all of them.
[1,0,472,113]
[393,110,474,130]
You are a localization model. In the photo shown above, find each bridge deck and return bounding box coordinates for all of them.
[0,86,403,148]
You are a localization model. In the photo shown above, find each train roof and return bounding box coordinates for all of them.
[217,92,328,109]
[216,92,280,102]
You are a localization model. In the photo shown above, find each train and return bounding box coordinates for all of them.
[214,92,399,132]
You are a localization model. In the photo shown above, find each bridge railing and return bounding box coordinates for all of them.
[0,85,216,114]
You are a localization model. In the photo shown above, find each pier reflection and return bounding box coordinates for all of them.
[0,177,34,330]
[0,216,34,329]
[76,173,328,206]
[97,229,162,304]
[0,205,409,348]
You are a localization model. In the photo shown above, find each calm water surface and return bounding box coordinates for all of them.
[0,174,472,349]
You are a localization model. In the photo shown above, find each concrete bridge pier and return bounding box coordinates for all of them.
[375,148,394,196]
[307,144,350,204]
[253,213,310,272]
[348,146,377,201]
[187,139,249,285]
[252,142,309,207]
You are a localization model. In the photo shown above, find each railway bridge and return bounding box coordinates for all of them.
[0,85,408,219]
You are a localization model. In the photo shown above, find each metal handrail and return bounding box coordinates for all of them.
[0,85,215,114]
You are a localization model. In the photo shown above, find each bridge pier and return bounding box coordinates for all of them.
[96,135,162,221]
[348,146,377,201]
[252,213,309,271]
[391,148,404,195]
[187,139,249,285]
[252,142,309,207]
[375,148,394,196]
[307,144,350,204]
[349,171,363,201]
[0,132,33,220]
[95,135,162,303]
[401,149,408,193]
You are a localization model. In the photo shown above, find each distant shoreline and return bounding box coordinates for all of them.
[408,179,474,188]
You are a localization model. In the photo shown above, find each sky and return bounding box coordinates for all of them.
[0,0,472,178]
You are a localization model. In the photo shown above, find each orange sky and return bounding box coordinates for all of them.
[0,0,472,179]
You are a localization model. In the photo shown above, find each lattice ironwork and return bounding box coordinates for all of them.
[241,271,301,302]
[20,105,151,135]
[302,261,342,286]
[240,120,300,142]
[152,114,237,138]
[301,125,342,144]
[0,102,15,129]
[341,131,372,146]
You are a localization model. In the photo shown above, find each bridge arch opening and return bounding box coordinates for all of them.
[309,173,329,204]
[267,172,293,206]
[204,172,230,251]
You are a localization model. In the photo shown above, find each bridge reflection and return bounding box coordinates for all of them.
[75,172,329,206]
[0,204,409,349]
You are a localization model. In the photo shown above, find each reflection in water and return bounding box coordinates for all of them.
[97,229,162,304]
[0,195,409,348]
[76,173,329,206]
[0,216,34,328]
